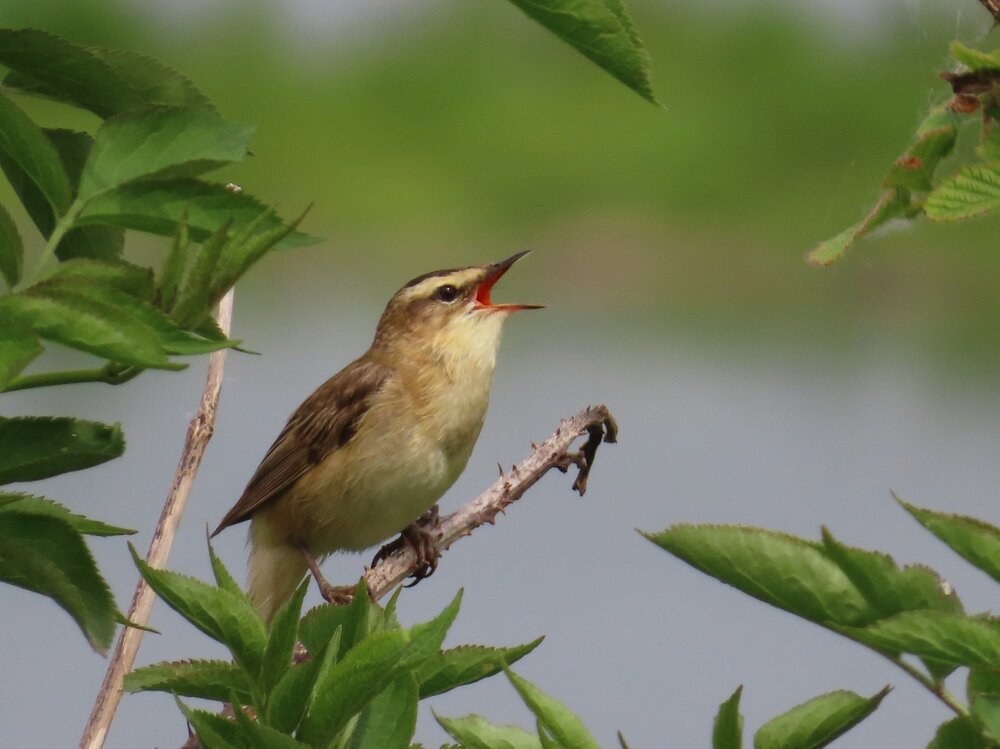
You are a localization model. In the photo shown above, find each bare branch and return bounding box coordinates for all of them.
[364,405,618,601]
[79,289,235,749]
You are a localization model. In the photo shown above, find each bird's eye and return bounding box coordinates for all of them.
[435,284,459,303]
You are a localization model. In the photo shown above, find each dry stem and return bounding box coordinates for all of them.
[79,289,235,749]
[364,405,618,600]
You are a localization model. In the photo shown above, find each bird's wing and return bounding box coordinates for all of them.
[211,357,390,535]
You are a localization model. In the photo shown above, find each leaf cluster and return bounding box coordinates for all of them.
[127,544,547,749]
[807,18,1000,265]
[647,498,1000,747]
[0,28,312,651]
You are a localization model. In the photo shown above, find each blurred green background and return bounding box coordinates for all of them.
[3,0,998,368]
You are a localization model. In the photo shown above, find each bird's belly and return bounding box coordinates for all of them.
[277,428,470,553]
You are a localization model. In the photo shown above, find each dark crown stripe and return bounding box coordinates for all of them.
[402,266,469,289]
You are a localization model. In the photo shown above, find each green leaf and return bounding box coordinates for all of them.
[753,688,889,749]
[882,126,957,192]
[0,416,124,483]
[347,672,419,749]
[297,629,413,746]
[43,258,155,300]
[950,41,1000,71]
[418,638,544,698]
[131,544,267,678]
[821,527,962,679]
[400,588,463,667]
[0,511,118,653]
[0,90,73,214]
[86,46,212,110]
[159,215,190,311]
[0,285,172,367]
[169,218,232,328]
[123,659,252,703]
[77,178,319,248]
[0,325,41,389]
[208,538,244,597]
[0,29,142,117]
[713,686,743,749]
[971,694,1000,741]
[926,163,1000,221]
[505,669,600,749]
[229,699,314,749]
[644,525,874,626]
[264,651,325,734]
[0,200,22,286]
[806,188,911,267]
[505,0,658,105]
[898,498,1000,586]
[37,277,235,356]
[850,610,1000,669]
[927,717,991,749]
[299,579,380,658]
[435,713,542,749]
[0,493,132,535]
[78,106,254,202]
[260,580,309,694]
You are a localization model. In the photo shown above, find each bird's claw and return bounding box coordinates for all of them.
[371,506,441,587]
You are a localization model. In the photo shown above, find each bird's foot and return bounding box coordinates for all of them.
[370,505,441,587]
[297,543,355,606]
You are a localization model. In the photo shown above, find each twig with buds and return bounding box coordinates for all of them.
[364,405,618,600]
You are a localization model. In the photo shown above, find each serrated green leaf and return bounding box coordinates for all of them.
[207,538,244,597]
[536,722,565,749]
[260,580,309,695]
[821,526,962,680]
[418,637,544,698]
[401,588,463,667]
[264,650,324,734]
[898,498,1000,586]
[969,666,1000,699]
[435,713,542,749]
[0,325,41,389]
[299,580,379,658]
[0,285,172,367]
[297,629,412,746]
[926,163,1000,221]
[159,215,190,312]
[36,277,234,356]
[0,511,117,653]
[168,218,230,328]
[0,493,132,536]
[0,416,124,483]
[123,659,252,703]
[927,717,990,749]
[0,200,22,286]
[347,672,419,749]
[850,610,1000,669]
[0,89,72,214]
[753,688,889,749]
[505,670,600,749]
[78,106,253,202]
[505,0,658,105]
[86,46,212,110]
[178,700,241,749]
[951,41,1000,71]
[713,686,743,749]
[42,258,155,300]
[0,29,142,117]
[230,695,314,749]
[77,178,319,249]
[131,545,267,678]
[645,525,874,626]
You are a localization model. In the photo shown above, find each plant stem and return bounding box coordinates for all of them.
[3,363,142,392]
[876,647,968,718]
[20,200,83,289]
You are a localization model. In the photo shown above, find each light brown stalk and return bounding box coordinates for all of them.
[79,289,235,749]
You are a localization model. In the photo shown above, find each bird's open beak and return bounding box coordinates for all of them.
[475,250,544,312]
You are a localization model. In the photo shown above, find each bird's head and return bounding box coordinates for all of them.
[373,251,542,357]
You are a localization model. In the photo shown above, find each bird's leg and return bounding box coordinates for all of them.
[370,504,441,586]
[296,543,354,605]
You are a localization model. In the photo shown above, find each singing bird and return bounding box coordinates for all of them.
[212,252,541,622]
